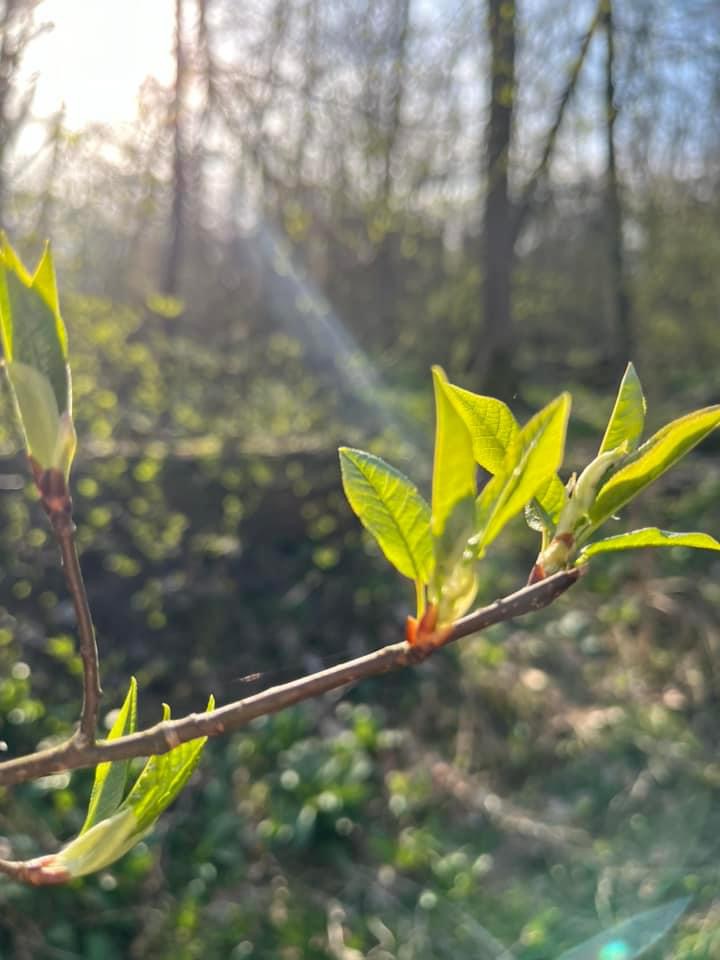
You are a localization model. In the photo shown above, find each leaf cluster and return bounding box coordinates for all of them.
[340,363,720,626]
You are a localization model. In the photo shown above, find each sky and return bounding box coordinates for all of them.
[21,0,175,130]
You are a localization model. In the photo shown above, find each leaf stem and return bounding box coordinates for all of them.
[415,579,425,619]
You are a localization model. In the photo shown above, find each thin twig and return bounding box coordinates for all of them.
[0,568,583,788]
[50,510,102,744]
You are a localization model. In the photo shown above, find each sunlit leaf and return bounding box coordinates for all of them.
[589,405,720,531]
[472,393,571,554]
[0,236,69,414]
[556,896,690,960]
[339,447,433,582]
[432,495,479,622]
[80,677,138,835]
[119,697,214,832]
[47,696,215,879]
[431,366,476,536]
[442,379,518,474]
[54,806,142,879]
[443,378,567,530]
[5,361,60,468]
[599,362,646,455]
[577,528,720,563]
[526,473,568,537]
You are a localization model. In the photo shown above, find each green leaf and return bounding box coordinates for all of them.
[432,495,479,623]
[55,806,144,879]
[577,528,720,563]
[526,473,568,537]
[0,236,69,414]
[80,678,138,835]
[442,380,518,474]
[5,361,60,468]
[431,367,476,536]
[119,697,215,832]
[472,393,571,554]
[589,405,720,531]
[443,378,566,530]
[37,695,215,880]
[599,362,646,455]
[339,447,433,582]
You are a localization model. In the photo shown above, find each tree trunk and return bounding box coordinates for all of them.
[163,0,188,296]
[477,0,516,400]
[603,0,633,370]
[471,0,604,396]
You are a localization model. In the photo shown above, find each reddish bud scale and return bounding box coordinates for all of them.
[29,459,72,519]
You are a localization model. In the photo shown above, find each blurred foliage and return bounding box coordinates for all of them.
[0,278,719,955]
[2,0,720,952]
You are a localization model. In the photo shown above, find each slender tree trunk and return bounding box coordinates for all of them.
[470,0,604,395]
[477,0,516,399]
[603,0,633,368]
[381,0,410,205]
[375,0,411,351]
[163,0,188,296]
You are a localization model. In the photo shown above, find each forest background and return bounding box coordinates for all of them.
[1,0,720,956]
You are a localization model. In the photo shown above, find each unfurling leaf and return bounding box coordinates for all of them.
[599,361,646,455]
[0,235,75,477]
[48,693,215,880]
[588,405,720,533]
[472,393,571,555]
[430,366,476,537]
[117,698,213,832]
[339,447,433,583]
[80,677,138,835]
[525,473,568,541]
[577,528,720,563]
[431,495,479,623]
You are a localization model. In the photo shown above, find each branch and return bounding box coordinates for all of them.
[32,466,102,743]
[512,0,605,242]
[44,499,102,745]
[0,569,583,788]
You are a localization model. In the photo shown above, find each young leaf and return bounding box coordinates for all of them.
[589,405,720,532]
[441,380,518,474]
[52,696,215,879]
[80,677,138,835]
[54,806,144,879]
[472,393,571,554]
[431,367,476,536]
[443,378,566,530]
[119,697,215,832]
[0,237,75,478]
[525,473,568,541]
[5,361,61,470]
[339,447,433,582]
[535,474,567,523]
[599,361,646,455]
[0,236,69,414]
[431,495,479,623]
[577,528,720,563]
